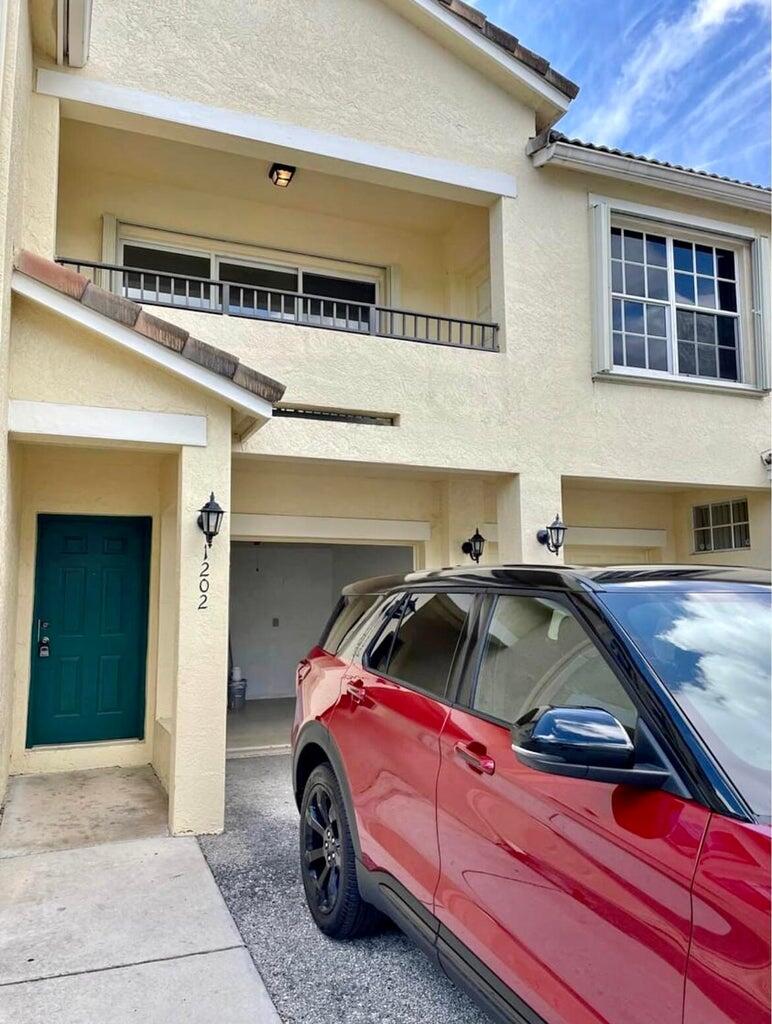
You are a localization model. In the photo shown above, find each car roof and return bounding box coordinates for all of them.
[342,564,771,596]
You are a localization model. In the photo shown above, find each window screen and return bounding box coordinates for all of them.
[472,596,637,734]
[383,592,472,699]
[219,261,299,318]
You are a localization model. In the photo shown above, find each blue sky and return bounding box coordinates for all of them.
[473,0,771,186]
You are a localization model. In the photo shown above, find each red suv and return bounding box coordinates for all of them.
[291,566,771,1024]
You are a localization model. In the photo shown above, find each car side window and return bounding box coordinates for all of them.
[472,595,638,735]
[323,594,378,654]
[380,592,473,699]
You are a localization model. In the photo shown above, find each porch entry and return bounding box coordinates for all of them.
[27,515,151,748]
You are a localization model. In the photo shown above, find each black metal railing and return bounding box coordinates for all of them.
[56,258,499,351]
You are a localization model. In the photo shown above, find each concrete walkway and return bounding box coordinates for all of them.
[0,769,281,1024]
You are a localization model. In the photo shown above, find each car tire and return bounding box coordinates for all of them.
[299,763,382,938]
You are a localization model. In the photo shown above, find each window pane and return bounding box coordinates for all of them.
[697,276,716,308]
[123,244,210,279]
[716,248,735,279]
[649,337,668,371]
[624,300,644,334]
[711,502,731,526]
[717,280,737,312]
[695,244,714,275]
[646,235,667,267]
[693,505,711,529]
[676,309,695,340]
[678,342,696,374]
[611,227,623,259]
[613,332,624,364]
[324,595,378,653]
[734,523,751,548]
[696,313,716,344]
[697,345,717,377]
[732,499,749,523]
[718,347,738,380]
[366,598,404,673]
[646,304,666,337]
[694,528,712,552]
[716,315,736,347]
[472,596,637,733]
[611,260,623,293]
[123,244,211,304]
[674,241,694,271]
[625,263,646,296]
[647,267,668,300]
[626,335,646,368]
[713,525,733,550]
[386,592,470,697]
[623,231,644,263]
[220,261,298,292]
[612,298,623,331]
[303,272,376,305]
[675,273,695,304]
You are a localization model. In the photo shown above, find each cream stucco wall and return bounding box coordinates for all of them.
[46,0,536,172]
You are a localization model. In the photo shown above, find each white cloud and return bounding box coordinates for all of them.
[570,0,771,146]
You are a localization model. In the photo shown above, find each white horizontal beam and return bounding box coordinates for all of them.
[12,272,274,423]
[531,141,770,215]
[481,523,666,548]
[36,68,516,201]
[231,513,431,543]
[9,399,207,446]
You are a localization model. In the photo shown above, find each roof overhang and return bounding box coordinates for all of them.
[382,0,572,130]
[528,136,771,215]
[11,271,277,441]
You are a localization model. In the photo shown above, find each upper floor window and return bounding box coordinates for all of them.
[592,196,770,392]
[611,225,741,381]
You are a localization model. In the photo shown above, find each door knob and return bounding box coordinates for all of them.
[454,741,495,776]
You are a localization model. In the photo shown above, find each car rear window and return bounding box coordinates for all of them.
[370,592,473,700]
[321,595,378,654]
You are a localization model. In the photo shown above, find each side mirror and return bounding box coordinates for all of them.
[511,706,669,788]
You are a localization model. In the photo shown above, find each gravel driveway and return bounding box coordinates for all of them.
[199,754,489,1024]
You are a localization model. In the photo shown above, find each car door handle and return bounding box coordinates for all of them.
[454,741,495,776]
[346,680,367,705]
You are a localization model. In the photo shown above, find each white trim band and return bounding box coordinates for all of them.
[8,399,207,446]
[532,141,770,214]
[36,69,517,200]
[231,513,431,543]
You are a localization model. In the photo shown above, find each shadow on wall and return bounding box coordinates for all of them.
[229,542,413,700]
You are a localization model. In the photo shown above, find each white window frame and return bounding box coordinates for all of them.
[113,223,387,306]
[590,195,770,393]
[692,497,751,554]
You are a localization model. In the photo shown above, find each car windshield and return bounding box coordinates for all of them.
[599,589,771,817]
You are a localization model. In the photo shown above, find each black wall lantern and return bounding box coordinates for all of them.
[537,514,566,556]
[461,527,486,564]
[198,492,225,548]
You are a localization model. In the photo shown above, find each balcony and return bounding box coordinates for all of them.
[56,258,499,352]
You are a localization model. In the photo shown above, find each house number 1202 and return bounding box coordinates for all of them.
[198,545,210,610]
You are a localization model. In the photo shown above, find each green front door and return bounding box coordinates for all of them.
[27,515,151,747]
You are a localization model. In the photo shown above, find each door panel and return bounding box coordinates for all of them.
[684,816,771,1024]
[27,515,151,747]
[436,708,710,1024]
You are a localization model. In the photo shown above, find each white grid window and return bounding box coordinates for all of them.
[611,226,741,382]
[693,499,750,552]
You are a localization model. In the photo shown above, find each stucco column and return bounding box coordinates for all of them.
[497,471,565,565]
[439,477,490,567]
[488,195,517,351]
[21,94,59,256]
[168,408,231,835]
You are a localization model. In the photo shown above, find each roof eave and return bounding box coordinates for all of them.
[528,137,771,214]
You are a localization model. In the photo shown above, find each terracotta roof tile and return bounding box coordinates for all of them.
[14,250,286,406]
[435,0,579,100]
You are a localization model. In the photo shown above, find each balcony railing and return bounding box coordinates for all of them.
[55,258,499,352]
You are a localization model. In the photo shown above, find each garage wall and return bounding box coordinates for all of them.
[229,542,412,699]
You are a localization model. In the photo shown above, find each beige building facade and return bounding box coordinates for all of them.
[0,0,769,835]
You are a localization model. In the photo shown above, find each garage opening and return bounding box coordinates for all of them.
[227,541,413,754]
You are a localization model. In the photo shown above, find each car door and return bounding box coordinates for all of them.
[331,590,473,908]
[434,592,711,1024]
